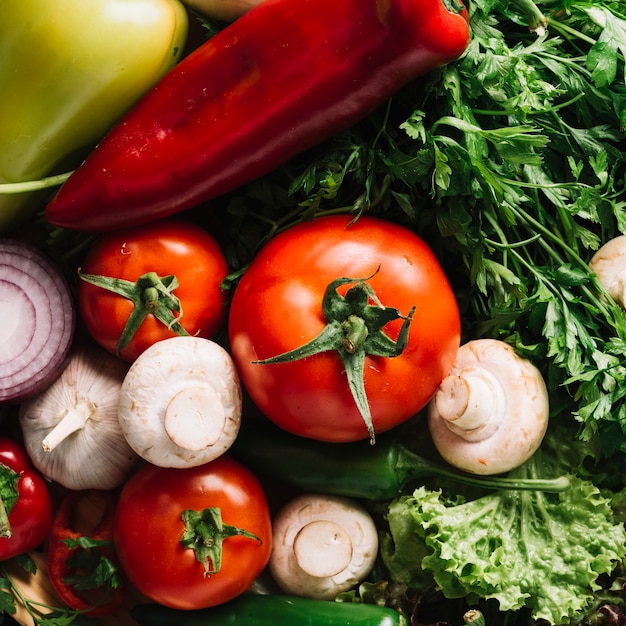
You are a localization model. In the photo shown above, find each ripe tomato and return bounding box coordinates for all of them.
[78,218,229,362]
[228,214,460,443]
[113,455,272,609]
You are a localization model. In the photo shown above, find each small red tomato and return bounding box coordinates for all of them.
[0,437,53,561]
[78,218,229,362]
[113,456,272,610]
[228,214,460,443]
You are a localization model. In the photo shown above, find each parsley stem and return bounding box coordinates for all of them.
[472,92,586,117]
[484,233,542,249]
[506,204,621,321]
[547,18,597,47]
[0,564,55,625]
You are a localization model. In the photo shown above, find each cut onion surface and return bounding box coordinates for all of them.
[0,239,75,403]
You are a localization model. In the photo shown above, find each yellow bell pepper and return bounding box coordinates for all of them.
[0,0,189,233]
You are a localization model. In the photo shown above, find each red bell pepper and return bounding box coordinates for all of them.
[46,490,124,617]
[0,436,53,561]
[46,0,470,232]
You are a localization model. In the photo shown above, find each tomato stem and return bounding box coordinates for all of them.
[180,507,261,577]
[77,269,190,355]
[254,271,415,443]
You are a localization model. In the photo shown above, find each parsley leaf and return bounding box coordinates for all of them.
[215,0,626,454]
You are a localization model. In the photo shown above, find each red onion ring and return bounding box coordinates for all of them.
[0,239,75,403]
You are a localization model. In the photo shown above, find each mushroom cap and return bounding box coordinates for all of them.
[269,493,378,599]
[427,338,549,475]
[589,235,626,308]
[118,336,242,468]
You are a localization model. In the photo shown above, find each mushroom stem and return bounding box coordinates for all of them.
[117,337,242,468]
[42,395,95,452]
[434,366,505,441]
[293,520,353,578]
[427,338,549,475]
[269,493,378,600]
[164,386,226,451]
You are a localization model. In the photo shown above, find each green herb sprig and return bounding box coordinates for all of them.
[217,0,626,455]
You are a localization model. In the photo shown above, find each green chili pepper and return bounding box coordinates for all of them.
[131,593,408,626]
[231,420,571,499]
[0,0,188,233]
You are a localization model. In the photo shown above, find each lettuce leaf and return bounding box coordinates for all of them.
[381,474,626,624]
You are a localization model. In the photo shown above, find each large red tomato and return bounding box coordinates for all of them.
[78,218,229,362]
[113,456,272,610]
[228,214,460,443]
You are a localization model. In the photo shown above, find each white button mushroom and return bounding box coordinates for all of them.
[118,335,242,468]
[269,493,378,600]
[427,338,549,475]
[589,235,626,308]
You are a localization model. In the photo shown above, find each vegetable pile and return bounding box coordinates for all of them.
[1,0,626,625]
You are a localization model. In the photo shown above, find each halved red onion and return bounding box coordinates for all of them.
[0,239,75,403]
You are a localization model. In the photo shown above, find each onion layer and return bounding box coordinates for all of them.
[0,239,75,403]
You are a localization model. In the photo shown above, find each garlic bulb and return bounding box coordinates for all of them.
[19,343,138,490]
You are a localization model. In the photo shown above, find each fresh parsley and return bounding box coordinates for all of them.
[217,0,626,456]
[0,556,95,626]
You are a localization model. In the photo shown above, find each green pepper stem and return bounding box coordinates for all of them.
[394,444,570,493]
[0,498,11,539]
[0,171,73,194]
[464,609,486,625]
[232,420,571,499]
[0,462,22,539]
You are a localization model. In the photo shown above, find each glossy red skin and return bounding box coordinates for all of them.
[113,456,273,610]
[228,215,461,443]
[0,437,53,561]
[46,0,470,231]
[47,490,124,617]
[78,218,229,362]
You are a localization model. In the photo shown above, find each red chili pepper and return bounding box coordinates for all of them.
[46,0,470,232]
[46,490,125,617]
[0,436,53,561]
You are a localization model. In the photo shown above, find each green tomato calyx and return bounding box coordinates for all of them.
[254,270,416,444]
[78,269,190,356]
[180,507,261,577]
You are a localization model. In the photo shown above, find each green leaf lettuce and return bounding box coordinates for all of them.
[381,473,626,623]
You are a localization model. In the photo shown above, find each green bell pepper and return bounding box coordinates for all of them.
[0,0,189,233]
[230,419,572,499]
